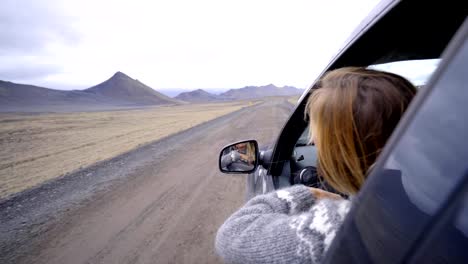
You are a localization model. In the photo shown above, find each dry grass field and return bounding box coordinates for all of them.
[0,101,255,199]
[287,95,301,105]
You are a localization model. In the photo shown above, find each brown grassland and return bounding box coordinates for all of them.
[287,95,301,105]
[0,101,256,199]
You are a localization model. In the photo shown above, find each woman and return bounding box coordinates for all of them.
[215,67,417,263]
[220,142,256,171]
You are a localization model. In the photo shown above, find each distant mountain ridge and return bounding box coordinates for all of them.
[0,72,182,112]
[0,74,304,111]
[174,84,304,102]
[175,89,224,103]
[220,84,303,100]
[0,80,110,112]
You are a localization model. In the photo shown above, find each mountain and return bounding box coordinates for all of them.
[174,89,223,103]
[0,74,304,112]
[0,72,182,112]
[172,84,304,103]
[85,71,182,105]
[0,80,114,112]
[220,84,303,100]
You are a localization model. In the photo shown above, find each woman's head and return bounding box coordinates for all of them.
[306,67,417,195]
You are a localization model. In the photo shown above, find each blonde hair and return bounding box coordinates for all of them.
[246,143,255,164]
[306,67,416,195]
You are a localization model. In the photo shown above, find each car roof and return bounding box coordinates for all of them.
[299,0,468,100]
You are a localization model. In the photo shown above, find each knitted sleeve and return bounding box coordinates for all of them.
[215,185,351,264]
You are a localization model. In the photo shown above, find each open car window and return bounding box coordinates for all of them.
[295,59,441,151]
[369,59,441,87]
[291,58,442,187]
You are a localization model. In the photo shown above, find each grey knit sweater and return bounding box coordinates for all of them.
[215,185,351,264]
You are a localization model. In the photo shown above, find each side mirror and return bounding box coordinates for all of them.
[219,140,258,174]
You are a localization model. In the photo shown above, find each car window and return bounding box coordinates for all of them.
[407,182,468,262]
[293,59,441,169]
[369,59,440,87]
[296,59,440,146]
[377,46,468,260]
[384,52,467,217]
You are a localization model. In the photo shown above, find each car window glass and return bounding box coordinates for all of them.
[384,44,468,215]
[369,59,440,87]
[455,189,468,237]
[407,182,468,263]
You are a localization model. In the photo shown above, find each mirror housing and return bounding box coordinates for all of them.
[219,140,259,174]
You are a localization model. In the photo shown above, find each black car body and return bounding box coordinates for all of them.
[219,0,468,262]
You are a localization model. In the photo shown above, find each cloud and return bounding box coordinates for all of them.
[0,0,80,84]
[0,0,381,90]
[0,63,62,82]
[0,0,80,56]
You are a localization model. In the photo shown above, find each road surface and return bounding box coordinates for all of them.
[0,98,294,264]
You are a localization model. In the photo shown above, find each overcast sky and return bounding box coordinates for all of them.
[0,0,432,92]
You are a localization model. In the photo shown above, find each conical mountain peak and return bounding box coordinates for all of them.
[111,71,131,80]
[85,72,181,105]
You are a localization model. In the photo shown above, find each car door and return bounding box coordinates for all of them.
[324,18,468,263]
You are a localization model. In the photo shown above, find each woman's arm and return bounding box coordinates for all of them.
[239,153,252,163]
[215,185,350,264]
[220,151,242,169]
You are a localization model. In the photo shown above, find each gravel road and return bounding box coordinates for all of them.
[0,98,294,264]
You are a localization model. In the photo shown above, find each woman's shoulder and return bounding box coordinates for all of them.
[215,185,352,264]
[272,185,350,214]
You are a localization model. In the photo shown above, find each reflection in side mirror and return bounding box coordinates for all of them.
[219,140,258,174]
